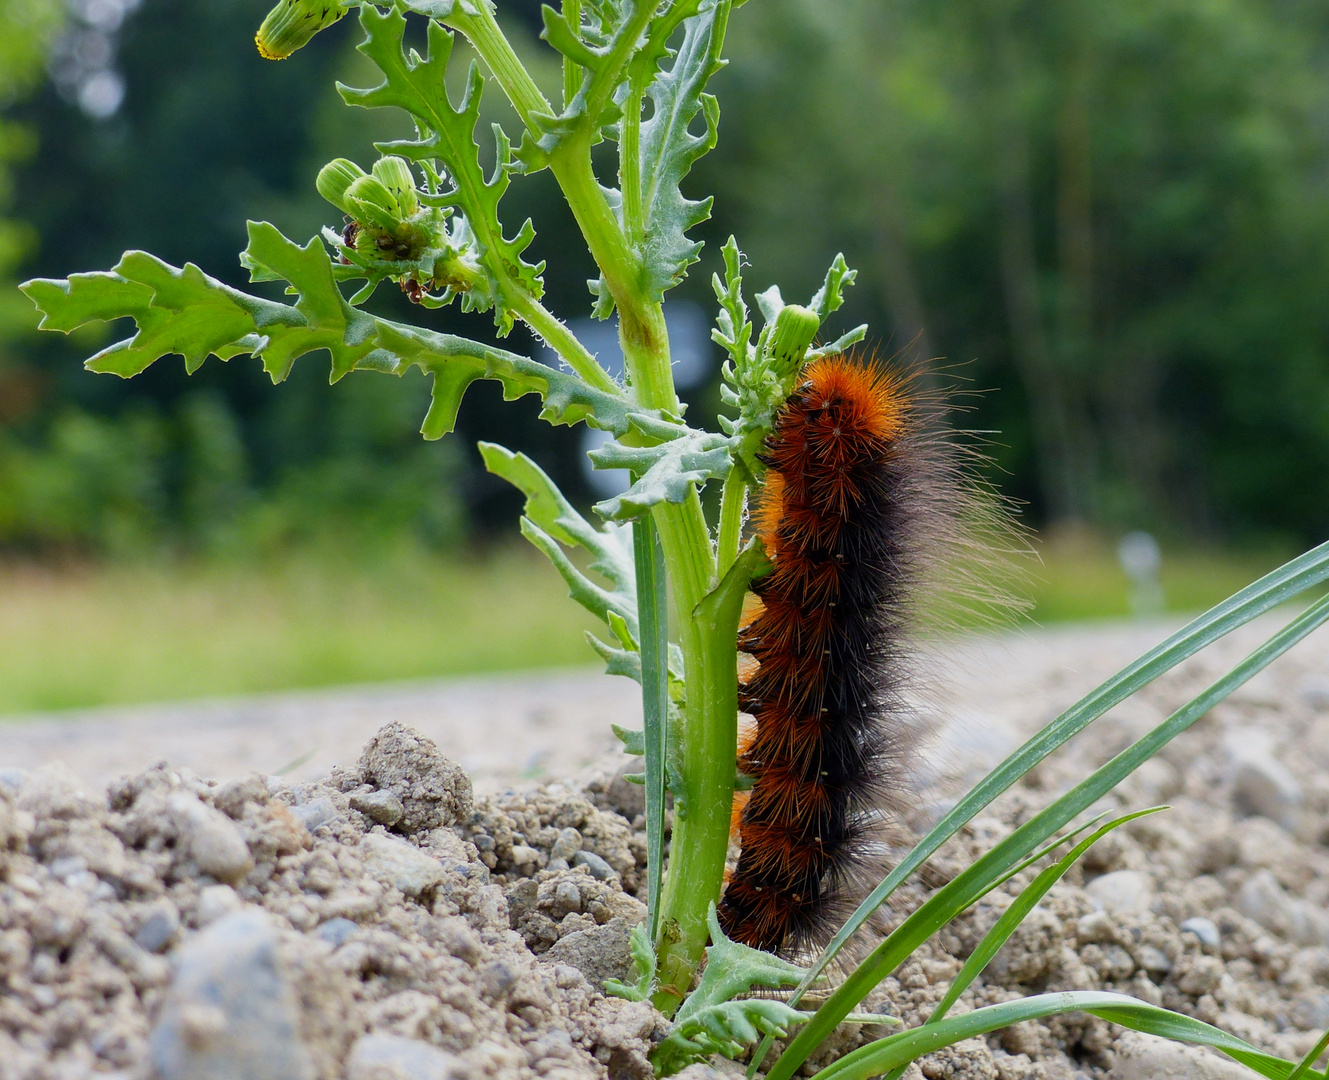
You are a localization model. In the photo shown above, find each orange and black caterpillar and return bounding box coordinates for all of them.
[717,353,927,953]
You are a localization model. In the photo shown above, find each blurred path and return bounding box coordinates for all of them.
[3,617,1325,795]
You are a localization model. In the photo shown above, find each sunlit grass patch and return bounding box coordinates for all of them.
[0,544,600,715]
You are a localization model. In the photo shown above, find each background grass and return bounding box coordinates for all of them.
[0,532,1294,716]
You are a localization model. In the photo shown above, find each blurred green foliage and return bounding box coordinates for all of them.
[4,0,1329,556]
[703,0,1329,543]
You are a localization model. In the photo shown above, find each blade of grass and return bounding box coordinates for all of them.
[764,591,1329,1080]
[880,810,1163,1080]
[932,807,1163,1022]
[808,992,1302,1080]
[1288,1030,1329,1080]
[634,516,669,941]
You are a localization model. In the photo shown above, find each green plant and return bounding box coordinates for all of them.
[18,1,1329,1076]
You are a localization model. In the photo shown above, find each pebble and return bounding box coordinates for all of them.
[510,844,542,869]
[1297,673,1329,709]
[167,793,254,884]
[1179,917,1220,948]
[290,798,339,832]
[316,918,360,947]
[572,850,615,880]
[358,833,448,898]
[1109,1032,1263,1079]
[1237,869,1329,946]
[551,827,582,861]
[344,1033,462,1080]
[350,789,405,827]
[149,910,314,1080]
[1085,870,1154,916]
[135,901,181,954]
[1227,730,1303,826]
[196,885,242,927]
[1292,992,1329,1031]
[0,767,25,793]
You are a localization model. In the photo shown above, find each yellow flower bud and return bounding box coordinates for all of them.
[255,0,346,61]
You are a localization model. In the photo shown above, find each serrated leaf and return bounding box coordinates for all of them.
[21,225,637,441]
[606,923,657,1001]
[612,724,646,756]
[338,6,543,335]
[589,415,734,521]
[810,253,857,321]
[626,1,725,299]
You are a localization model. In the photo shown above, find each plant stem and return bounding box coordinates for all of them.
[716,469,747,578]
[446,5,551,140]
[649,494,741,1014]
[560,0,581,109]
[507,290,618,393]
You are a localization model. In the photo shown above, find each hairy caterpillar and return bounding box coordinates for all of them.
[717,353,973,954]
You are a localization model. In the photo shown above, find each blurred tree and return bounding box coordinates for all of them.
[704,0,1329,542]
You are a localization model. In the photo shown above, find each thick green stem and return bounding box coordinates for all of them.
[649,492,736,1014]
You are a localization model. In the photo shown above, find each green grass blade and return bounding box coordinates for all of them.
[930,807,1164,1023]
[764,591,1329,1080]
[634,516,670,941]
[808,992,1301,1080]
[1288,1030,1329,1080]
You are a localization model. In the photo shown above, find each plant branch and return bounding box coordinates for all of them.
[715,469,747,578]
[507,289,618,393]
[444,3,552,140]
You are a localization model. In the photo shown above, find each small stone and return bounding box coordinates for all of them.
[350,789,405,827]
[316,917,359,947]
[358,833,447,898]
[1298,673,1329,709]
[1085,870,1154,916]
[572,850,615,881]
[196,885,242,927]
[552,880,583,918]
[510,844,542,869]
[1292,992,1329,1032]
[289,798,339,832]
[345,1033,463,1080]
[214,775,268,820]
[135,901,181,953]
[1238,869,1329,945]
[149,910,314,1080]
[1109,1032,1259,1079]
[1180,917,1220,948]
[1227,730,1303,826]
[168,793,254,884]
[356,722,473,834]
[543,914,639,988]
[1132,945,1172,976]
[0,767,25,794]
[551,827,582,861]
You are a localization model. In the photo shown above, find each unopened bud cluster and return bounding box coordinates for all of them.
[316,156,482,305]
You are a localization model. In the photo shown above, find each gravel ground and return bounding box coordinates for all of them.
[4,615,1329,1080]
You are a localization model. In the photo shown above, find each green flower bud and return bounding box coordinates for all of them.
[371,157,419,218]
[256,0,346,61]
[344,175,404,231]
[315,158,366,215]
[769,304,821,371]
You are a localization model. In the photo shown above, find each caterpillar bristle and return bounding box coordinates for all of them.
[718,351,978,955]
